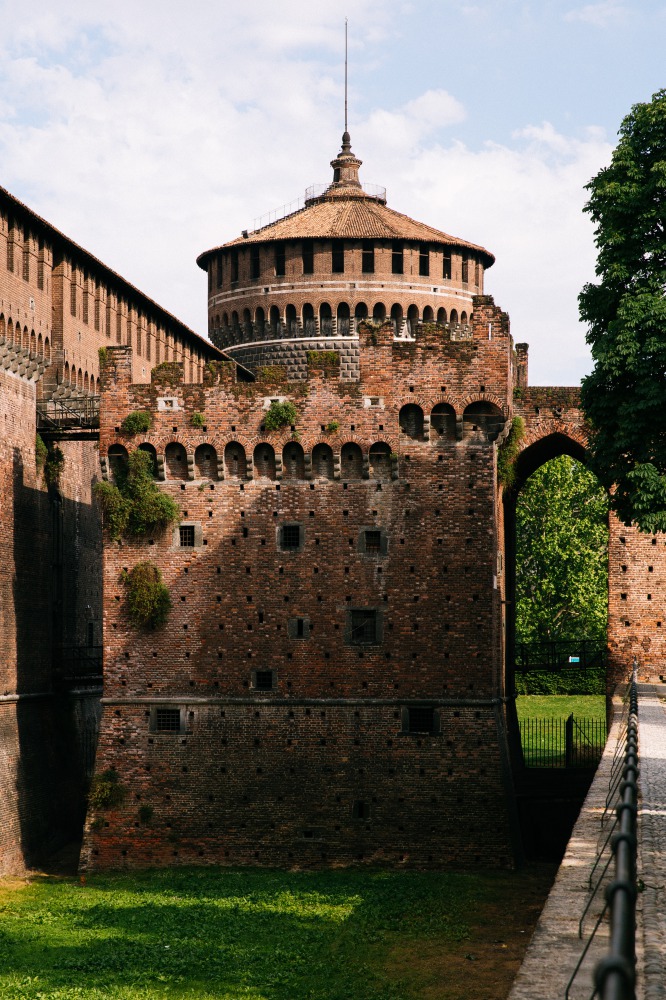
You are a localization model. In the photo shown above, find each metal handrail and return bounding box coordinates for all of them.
[564,666,638,999]
[515,639,607,673]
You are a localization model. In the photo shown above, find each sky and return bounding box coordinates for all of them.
[1,0,664,385]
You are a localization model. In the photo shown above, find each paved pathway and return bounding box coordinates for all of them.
[509,683,666,1000]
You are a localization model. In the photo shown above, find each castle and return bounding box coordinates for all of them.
[1,131,662,875]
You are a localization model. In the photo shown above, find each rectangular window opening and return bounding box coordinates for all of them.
[364,530,382,553]
[281,524,301,550]
[419,243,430,277]
[179,525,195,548]
[407,706,436,734]
[250,246,260,280]
[302,239,314,274]
[230,250,239,284]
[155,708,181,733]
[255,670,273,691]
[350,609,377,644]
[275,243,286,277]
[362,239,375,274]
[332,239,345,274]
[392,240,404,275]
[462,254,469,283]
[443,251,452,280]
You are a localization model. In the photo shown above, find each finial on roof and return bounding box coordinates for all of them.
[326,19,362,195]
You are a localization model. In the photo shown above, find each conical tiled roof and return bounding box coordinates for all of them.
[197,132,494,269]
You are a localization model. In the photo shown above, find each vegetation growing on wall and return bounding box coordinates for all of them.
[43,444,65,488]
[497,416,525,487]
[515,455,609,645]
[121,410,152,435]
[95,449,179,541]
[122,561,171,627]
[264,400,297,431]
[35,433,47,472]
[88,769,126,810]
[190,411,205,428]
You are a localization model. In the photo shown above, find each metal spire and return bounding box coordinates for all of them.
[344,18,348,135]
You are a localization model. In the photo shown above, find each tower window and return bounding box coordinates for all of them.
[179,525,195,547]
[392,241,404,275]
[279,523,303,551]
[349,609,379,645]
[217,256,223,288]
[275,243,286,276]
[443,251,452,280]
[250,246,260,280]
[362,240,375,274]
[153,707,182,733]
[302,239,314,274]
[332,239,345,274]
[462,253,469,283]
[364,530,381,553]
[254,670,274,691]
[404,706,437,734]
[230,250,239,284]
[419,243,430,277]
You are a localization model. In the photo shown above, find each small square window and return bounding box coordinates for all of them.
[280,524,302,550]
[154,708,181,733]
[254,670,273,691]
[352,800,369,819]
[406,706,436,734]
[179,525,195,547]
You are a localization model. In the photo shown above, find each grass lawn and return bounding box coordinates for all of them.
[516,695,606,721]
[0,866,554,1000]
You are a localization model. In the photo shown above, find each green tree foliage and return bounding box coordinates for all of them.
[515,456,609,644]
[95,449,179,541]
[580,89,666,531]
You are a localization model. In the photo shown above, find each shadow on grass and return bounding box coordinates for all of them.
[0,868,484,1000]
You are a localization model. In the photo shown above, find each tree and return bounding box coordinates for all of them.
[515,456,608,644]
[580,89,666,532]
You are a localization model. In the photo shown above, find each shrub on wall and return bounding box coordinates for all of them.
[497,416,525,487]
[121,410,152,435]
[43,445,65,488]
[88,769,126,810]
[191,411,205,428]
[95,449,179,541]
[35,433,48,472]
[123,561,171,627]
[264,400,297,431]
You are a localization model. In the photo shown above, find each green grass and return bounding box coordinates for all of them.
[0,868,503,1000]
[516,695,606,721]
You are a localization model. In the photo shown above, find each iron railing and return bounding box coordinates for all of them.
[565,667,638,999]
[515,640,607,673]
[520,714,607,768]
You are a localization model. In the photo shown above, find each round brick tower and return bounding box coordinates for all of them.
[197,131,495,379]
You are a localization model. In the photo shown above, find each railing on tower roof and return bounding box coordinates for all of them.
[304,182,387,203]
[251,182,388,232]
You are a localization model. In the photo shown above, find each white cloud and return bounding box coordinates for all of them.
[365,89,466,150]
[564,2,628,27]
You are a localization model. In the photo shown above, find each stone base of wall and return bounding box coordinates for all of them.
[225,338,361,380]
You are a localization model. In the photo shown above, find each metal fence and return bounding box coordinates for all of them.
[520,714,607,768]
[515,639,606,673]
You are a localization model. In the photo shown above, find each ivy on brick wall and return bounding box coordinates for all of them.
[122,561,171,628]
[95,449,179,541]
[497,416,525,488]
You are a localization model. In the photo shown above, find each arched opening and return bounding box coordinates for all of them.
[461,311,468,326]
[341,442,363,479]
[231,310,240,334]
[0,314,5,339]
[337,302,350,336]
[450,308,459,326]
[372,302,386,322]
[430,402,456,441]
[37,333,43,356]
[269,306,280,334]
[84,372,90,393]
[225,442,246,479]
[242,308,252,338]
[303,303,315,336]
[406,304,419,333]
[312,443,334,479]
[423,305,434,322]
[7,318,13,344]
[369,442,391,479]
[390,303,402,335]
[282,441,305,480]
[255,307,265,333]
[44,337,51,362]
[108,444,129,482]
[399,403,424,440]
[463,401,505,442]
[222,312,229,328]
[254,443,276,480]
[437,307,447,325]
[286,304,298,335]
[503,435,609,856]
[165,442,188,480]
[195,444,218,480]
[138,442,159,477]
[64,361,70,384]
[355,302,368,322]
[320,302,332,336]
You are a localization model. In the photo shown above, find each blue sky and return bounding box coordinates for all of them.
[1,0,664,384]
